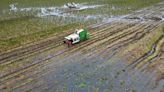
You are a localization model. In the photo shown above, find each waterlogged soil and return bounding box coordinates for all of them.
[0,2,164,92]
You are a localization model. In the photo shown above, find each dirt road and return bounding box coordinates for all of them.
[0,2,164,92]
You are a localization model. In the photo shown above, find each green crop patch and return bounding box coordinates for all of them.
[0,0,163,52]
[0,22,84,52]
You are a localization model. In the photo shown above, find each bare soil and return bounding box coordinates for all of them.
[0,2,164,92]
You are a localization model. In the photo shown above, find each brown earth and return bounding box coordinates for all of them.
[0,2,164,92]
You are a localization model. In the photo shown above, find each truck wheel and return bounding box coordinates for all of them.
[68,41,72,47]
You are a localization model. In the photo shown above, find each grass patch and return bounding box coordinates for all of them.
[0,0,163,52]
[0,22,85,53]
[136,26,164,68]
[121,25,164,64]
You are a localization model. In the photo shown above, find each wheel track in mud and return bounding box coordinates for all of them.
[0,21,113,64]
[0,21,158,90]
[1,21,123,75]
[0,31,70,63]
[78,23,163,92]
[0,22,129,80]
[0,21,118,65]
[76,22,161,76]
[0,2,164,91]
[138,46,163,73]
[0,22,127,75]
[129,34,164,70]
[0,0,163,64]
[106,23,162,72]
[17,21,163,91]
[108,23,164,88]
[100,22,162,58]
[0,10,163,89]
[0,21,163,91]
[83,22,161,58]
[103,22,162,69]
[125,43,164,92]
[0,22,137,89]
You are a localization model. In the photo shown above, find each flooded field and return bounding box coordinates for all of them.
[0,0,163,52]
[0,0,164,92]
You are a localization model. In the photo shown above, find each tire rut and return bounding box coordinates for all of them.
[0,22,136,88]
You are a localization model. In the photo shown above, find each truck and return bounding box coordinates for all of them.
[63,28,89,46]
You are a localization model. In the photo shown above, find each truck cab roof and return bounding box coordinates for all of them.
[65,33,79,40]
[75,29,84,34]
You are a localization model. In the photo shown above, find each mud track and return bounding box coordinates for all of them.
[0,2,164,92]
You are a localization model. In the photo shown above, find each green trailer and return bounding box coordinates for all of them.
[79,29,89,41]
[64,28,89,46]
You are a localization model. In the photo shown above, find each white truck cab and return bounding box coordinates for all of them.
[64,28,89,46]
[64,33,80,44]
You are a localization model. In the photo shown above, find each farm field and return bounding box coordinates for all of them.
[0,0,164,92]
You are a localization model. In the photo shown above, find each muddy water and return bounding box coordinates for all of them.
[12,38,160,92]
[0,2,164,92]
[1,26,163,91]
[6,3,106,20]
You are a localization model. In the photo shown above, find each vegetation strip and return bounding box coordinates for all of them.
[0,22,132,82]
[135,35,164,69]
[0,22,151,88]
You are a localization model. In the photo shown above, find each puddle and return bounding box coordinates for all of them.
[123,8,164,22]
[102,14,140,23]
[8,3,105,20]
[153,79,164,92]
[9,4,18,12]
[6,1,164,23]
[63,2,105,10]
